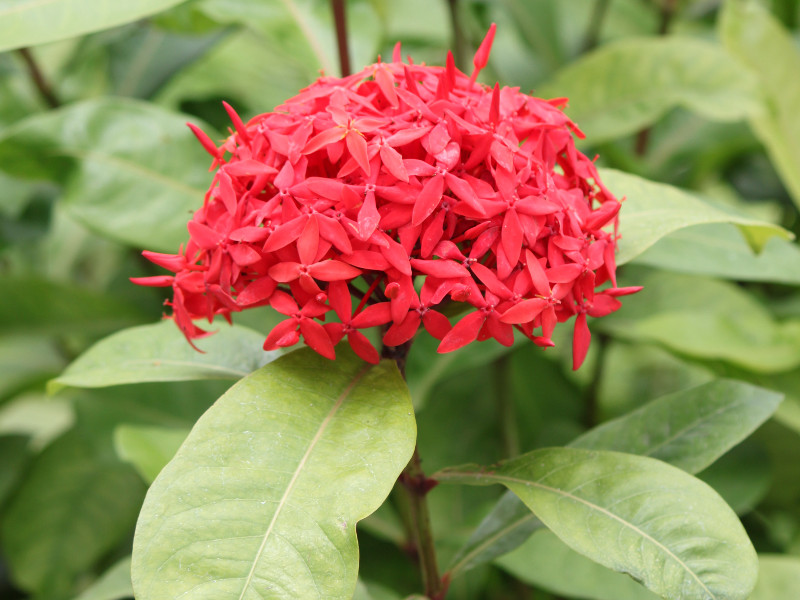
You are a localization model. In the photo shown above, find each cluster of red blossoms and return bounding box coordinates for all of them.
[133,26,639,370]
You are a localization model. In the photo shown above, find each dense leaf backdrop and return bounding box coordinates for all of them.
[1,0,800,599]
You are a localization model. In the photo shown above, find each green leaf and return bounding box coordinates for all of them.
[0,0,188,52]
[114,424,189,484]
[720,0,800,209]
[600,169,792,265]
[437,448,758,600]
[0,394,75,450]
[539,37,761,144]
[571,379,782,473]
[51,320,279,392]
[0,98,216,252]
[749,555,800,600]
[497,529,660,600]
[0,428,145,598]
[632,223,800,284]
[73,556,133,600]
[0,434,30,507]
[696,441,771,516]
[131,347,416,600]
[600,270,800,373]
[0,335,64,402]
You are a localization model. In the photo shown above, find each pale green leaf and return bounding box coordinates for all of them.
[50,320,279,392]
[600,169,792,265]
[437,448,758,600]
[631,223,800,284]
[571,379,782,473]
[131,347,416,600]
[0,394,74,451]
[539,37,761,144]
[73,556,133,600]
[720,0,800,209]
[0,98,215,252]
[749,555,800,600]
[0,429,145,598]
[0,335,64,402]
[497,530,659,600]
[0,0,188,52]
[114,425,189,484]
[600,270,800,373]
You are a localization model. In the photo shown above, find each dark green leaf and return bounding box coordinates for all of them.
[51,321,279,392]
[131,347,416,600]
[0,434,30,507]
[0,0,189,52]
[437,448,758,600]
[0,99,216,252]
[113,424,189,484]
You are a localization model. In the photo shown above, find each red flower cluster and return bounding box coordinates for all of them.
[133,26,639,369]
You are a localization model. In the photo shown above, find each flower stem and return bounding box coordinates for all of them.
[494,352,519,457]
[580,0,611,53]
[330,0,351,77]
[16,48,60,109]
[446,0,466,70]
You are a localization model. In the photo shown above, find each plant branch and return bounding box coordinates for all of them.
[446,0,466,70]
[331,0,351,77]
[16,48,60,109]
[494,352,520,457]
[580,0,612,53]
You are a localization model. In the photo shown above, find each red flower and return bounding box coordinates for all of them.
[134,25,640,370]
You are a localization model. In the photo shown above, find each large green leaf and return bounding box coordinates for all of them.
[632,223,800,284]
[497,529,659,600]
[0,428,145,599]
[0,98,215,252]
[600,270,800,373]
[0,0,188,52]
[571,379,782,473]
[114,424,189,484]
[131,347,416,600]
[600,169,792,265]
[51,320,278,392]
[720,0,800,209]
[73,556,133,600]
[538,37,761,144]
[445,378,774,579]
[437,448,758,600]
[749,555,800,600]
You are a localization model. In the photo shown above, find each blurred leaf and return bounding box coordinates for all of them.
[600,270,800,373]
[696,441,771,515]
[539,37,761,144]
[0,394,74,451]
[0,428,145,599]
[0,0,188,52]
[749,554,800,600]
[571,379,782,473]
[0,335,64,402]
[0,98,216,252]
[437,448,758,600]
[0,434,30,507]
[51,320,279,392]
[600,169,792,264]
[720,0,800,209]
[131,347,416,600]
[114,424,189,483]
[631,223,800,284]
[497,529,659,600]
[0,276,148,336]
[73,556,133,600]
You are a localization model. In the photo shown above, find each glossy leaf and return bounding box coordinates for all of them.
[599,169,792,265]
[51,320,279,392]
[437,448,758,600]
[0,0,188,52]
[749,555,800,600]
[571,379,782,473]
[131,347,416,600]
[497,530,660,600]
[0,429,145,598]
[114,424,189,484]
[600,270,800,373]
[73,556,134,600]
[0,99,216,252]
[632,223,800,284]
[539,37,761,144]
[720,0,800,209]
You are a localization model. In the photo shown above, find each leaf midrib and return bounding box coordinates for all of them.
[237,364,370,599]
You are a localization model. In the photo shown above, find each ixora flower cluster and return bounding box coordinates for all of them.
[133,26,639,370]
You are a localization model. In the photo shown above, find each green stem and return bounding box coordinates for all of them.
[580,0,612,53]
[330,0,351,76]
[446,0,466,70]
[494,352,520,458]
[16,48,60,108]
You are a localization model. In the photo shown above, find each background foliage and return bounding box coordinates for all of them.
[1,0,800,599]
